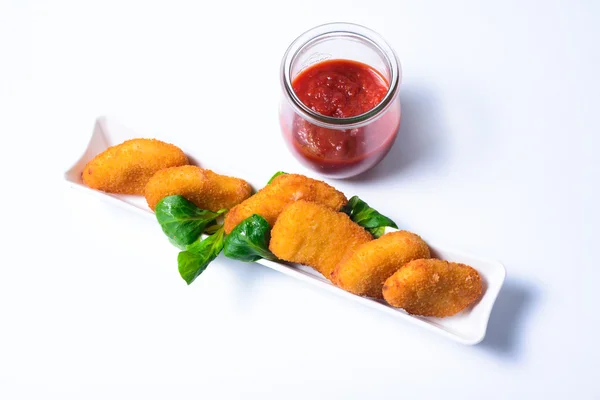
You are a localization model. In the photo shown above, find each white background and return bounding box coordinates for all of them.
[1,0,599,398]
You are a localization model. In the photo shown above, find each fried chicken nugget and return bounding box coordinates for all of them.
[269,200,372,280]
[144,165,252,212]
[82,138,188,195]
[382,259,483,317]
[332,231,430,298]
[223,174,347,234]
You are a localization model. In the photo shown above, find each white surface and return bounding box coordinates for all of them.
[1,0,599,399]
[64,117,506,345]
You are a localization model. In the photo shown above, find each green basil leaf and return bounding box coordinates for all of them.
[223,214,277,262]
[168,237,187,250]
[267,171,287,184]
[342,195,398,238]
[178,227,225,285]
[155,195,225,248]
[204,222,222,235]
[369,226,386,238]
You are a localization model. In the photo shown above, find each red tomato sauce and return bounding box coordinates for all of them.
[293,59,389,118]
[285,59,400,177]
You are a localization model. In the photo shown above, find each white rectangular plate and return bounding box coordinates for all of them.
[65,116,506,345]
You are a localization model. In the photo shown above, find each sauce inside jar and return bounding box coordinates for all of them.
[293,59,388,119]
[286,59,400,177]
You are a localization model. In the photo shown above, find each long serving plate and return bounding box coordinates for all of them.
[64,117,506,345]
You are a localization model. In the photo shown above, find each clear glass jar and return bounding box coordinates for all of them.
[279,22,402,179]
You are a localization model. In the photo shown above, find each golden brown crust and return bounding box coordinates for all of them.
[269,200,372,280]
[144,165,252,212]
[332,231,430,298]
[382,259,483,317]
[223,173,347,234]
[82,138,188,195]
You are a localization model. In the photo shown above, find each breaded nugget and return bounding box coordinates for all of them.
[82,138,188,195]
[224,174,347,234]
[269,200,372,280]
[382,259,483,317]
[144,165,252,212]
[332,231,430,298]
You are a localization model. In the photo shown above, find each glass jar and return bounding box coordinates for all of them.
[279,22,402,179]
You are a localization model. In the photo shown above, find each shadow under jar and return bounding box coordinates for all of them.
[280,23,402,179]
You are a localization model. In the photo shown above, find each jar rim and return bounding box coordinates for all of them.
[280,22,402,129]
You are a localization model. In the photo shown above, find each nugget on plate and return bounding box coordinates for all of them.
[82,138,188,195]
[382,259,483,317]
[224,173,347,234]
[332,231,430,298]
[269,200,372,280]
[144,165,252,212]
